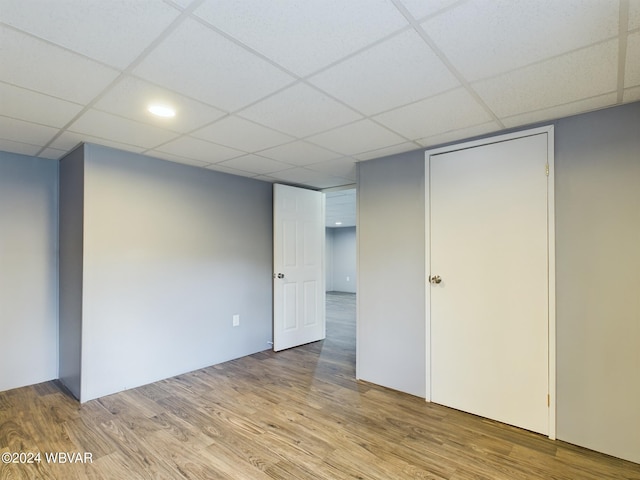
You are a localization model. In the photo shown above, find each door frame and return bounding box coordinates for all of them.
[424,125,556,439]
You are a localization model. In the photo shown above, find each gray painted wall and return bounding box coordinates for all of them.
[357,151,426,397]
[59,146,85,399]
[356,102,640,463]
[0,152,58,392]
[327,227,356,293]
[78,144,273,401]
[554,104,640,463]
[325,228,334,292]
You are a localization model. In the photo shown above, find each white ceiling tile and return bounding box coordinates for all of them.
[625,31,640,88]
[306,157,357,180]
[306,120,406,156]
[0,82,83,128]
[193,0,408,76]
[0,116,58,146]
[133,18,295,112]
[38,147,68,160]
[238,83,362,137]
[268,167,320,183]
[217,154,293,175]
[49,131,147,154]
[0,0,180,69]
[252,175,279,183]
[501,93,618,128]
[396,0,464,20]
[374,88,492,140]
[145,150,211,168]
[192,116,293,152]
[623,85,640,102]
[417,122,503,148]
[475,40,618,119]
[423,0,620,81]
[257,141,341,166]
[168,0,195,8]
[629,1,640,30]
[205,163,259,177]
[353,141,419,161]
[0,138,42,157]
[155,136,244,164]
[93,76,226,133]
[269,167,350,188]
[308,30,459,116]
[68,109,181,149]
[0,26,120,103]
[305,176,353,189]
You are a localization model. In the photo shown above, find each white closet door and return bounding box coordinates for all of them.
[429,132,550,435]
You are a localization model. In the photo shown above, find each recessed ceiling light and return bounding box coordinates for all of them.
[335,221,342,225]
[147,104,176,118]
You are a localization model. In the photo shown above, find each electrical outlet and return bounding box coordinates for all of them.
[346,276,350,282]
[232,314,240,327]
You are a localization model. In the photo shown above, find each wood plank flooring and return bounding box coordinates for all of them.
[1,292,639,479]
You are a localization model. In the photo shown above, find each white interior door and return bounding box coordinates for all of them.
[428,131,553,436]
[273,184,325,352]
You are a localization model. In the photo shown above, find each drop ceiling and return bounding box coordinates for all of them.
[1,0,639,189]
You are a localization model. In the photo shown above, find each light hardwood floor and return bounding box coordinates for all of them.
[1,292,639,479]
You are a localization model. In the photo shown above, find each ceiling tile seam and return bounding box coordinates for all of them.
[0,22,124,72]
[218,152,306,171]
[140,134,295,164]
[162,0,191,11]
[299,26,414,79]
[416,119,504,143]
[64,129,165,151]
[191,9,417,83]
[149,150,215,168]
[207,165,263,177]
[0,135,52,150]
[302,132,414,157]
[248,139,346,164]
[466,35,623,86]
[0,112,74,132]
[499,91,620,123]
[188,14,302,81]
[189,12,428,128]
[144,139,311,172]
[32,0,204,157]
[234,80,419,146]
[126,73,232,114]
[0,79,85,108]
[189,114,297,144]
[389,0,504,129]
[617,0,630,102]
[353,140,423,157]
[411,0,471,24]
[88,106,190,136]
[161,77,300,140]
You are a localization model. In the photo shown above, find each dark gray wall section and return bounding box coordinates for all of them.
[356,101,640,463]
[80,144,273,401]
[357,151,426,397]
[0,152,58,391]
[554,103,640,463]
[58,145,85,399]
[327,227,356,293]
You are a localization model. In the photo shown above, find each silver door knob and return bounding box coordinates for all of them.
[277,273,285,279]
[429,275,442,284]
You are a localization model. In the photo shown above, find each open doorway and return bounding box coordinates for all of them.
[325,188,356,295]
[324,188,357,365]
